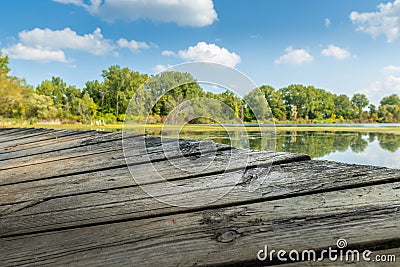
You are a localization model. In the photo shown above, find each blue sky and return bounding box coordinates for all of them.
[1,0,400,104]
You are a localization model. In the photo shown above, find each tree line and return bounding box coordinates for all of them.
[1,52,400,124]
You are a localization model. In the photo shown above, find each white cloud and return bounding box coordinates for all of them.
[177,42,241,67]
[2,43,67,63]
[274,46,313,65]
[324,18,331,28]
[54,0,218,27]
[2,27,152,63]
[383,65,400,73]
[52,0,85,7]
[19,27,114,55]
[161,50,176,56]
[117,38,150,52]
[361,79,400,104]
[361,65,400,104]
[350,0,400,42]
[321,45,350,59]
[387,74,400,88]
[52,0,101,13]
[152,64,172,72]
[382,65,400,91]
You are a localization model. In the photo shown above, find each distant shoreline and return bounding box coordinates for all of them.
[2,123,400,133]
[209,123,400,127]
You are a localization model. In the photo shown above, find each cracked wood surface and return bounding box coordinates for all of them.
[0,128,399,266]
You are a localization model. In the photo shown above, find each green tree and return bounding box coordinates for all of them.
[379,104,400,122]
[0,74,34,119]
[351,93,369,119]
[82,80,105,111]
[0,52,11,76]
[102,65,148,119]
[368,104,379,121]
[243,88,273,123]
[311,88,335,120]
[258,85,286,120]
[279,85,335,120]
[74,93,97,122]
[380,94,400,106]
[63,85,80,116]
[211,90,242,119]
[280,85,308,120]
[368,104,378,115]
[24,93,58,119]
[334,94,353,120]
[36,77,81,118]
[144,71,204,117]
[36,77,67,106]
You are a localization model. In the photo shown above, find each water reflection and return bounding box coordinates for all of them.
[147,129,400,169]
[273,131,375,157]
[275,131,400,168]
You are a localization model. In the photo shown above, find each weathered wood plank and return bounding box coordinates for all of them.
[0,130,108,161]
[0,145,306,205]
[1,128,398,266]
[0,128,44,139]
[1,180,399,266]
[0,128,61,148]
[0,128,38,138]
[0,131,133,165]
[0,136,239,185]
[0,129,52,146]
[0,131,141,171]
[0,128,20,134]
[0,130,97,157]
[1,160,398,237]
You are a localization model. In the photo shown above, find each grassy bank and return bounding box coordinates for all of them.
[2,122,400,134]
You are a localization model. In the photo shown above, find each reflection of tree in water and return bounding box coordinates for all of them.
[274,131,400,157]
[332,132,354,152]
[368,132,377,143]
[377,133,400,152]
[349,132,368,153]
[193,130,367,158]
[146,129,400,158]
[274,131,357,158]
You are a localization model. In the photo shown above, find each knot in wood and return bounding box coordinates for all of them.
[200,210,227,224]
[215,229,238,243]
[180,141,200,154]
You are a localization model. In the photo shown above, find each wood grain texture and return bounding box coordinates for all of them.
[1,181,399,266]
[0,128,398,266]
[1,160,398,237]
[0,128,63,148]
[0,148,307,208]
[0,130,97,159]
[0,131,117,163]
[0,128,45,140]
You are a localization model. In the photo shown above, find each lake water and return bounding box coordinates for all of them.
[146,128,400,169]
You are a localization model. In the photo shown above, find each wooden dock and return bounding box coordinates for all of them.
[0,127,399,266]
